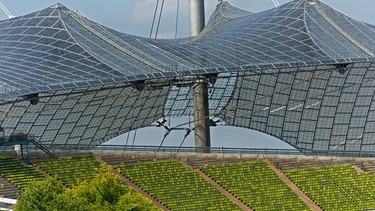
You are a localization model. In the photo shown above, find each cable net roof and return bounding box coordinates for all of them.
[0,0,375,152]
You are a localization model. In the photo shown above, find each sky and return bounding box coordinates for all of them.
[0,0,373,149]
[0,0,374,38]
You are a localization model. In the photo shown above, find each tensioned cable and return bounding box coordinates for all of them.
[176,115,193,152]
[149,0,160,38]
[157,116,173,151]
[155,0,165,39]
[157,129,170,152]
[125,131,131,150]
[176,128,192,153]
[176,135,188,153]
[131,129,137,151]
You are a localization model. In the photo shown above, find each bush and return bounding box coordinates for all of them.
[14,177,64,211]
[14,170,160,211]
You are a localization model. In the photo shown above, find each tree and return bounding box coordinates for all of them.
[14,177,64,211]
[115,191,161,211]
[53,189,96,211]
[14,169,161,211]
[89,170,130,205]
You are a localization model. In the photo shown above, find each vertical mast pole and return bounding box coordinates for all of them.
[193,79,211,153]
[189,0,205,36]
[190,0,210,153]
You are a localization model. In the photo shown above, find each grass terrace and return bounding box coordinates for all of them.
[116,159,241,210]
[34,156,104,188]
[0,156,44,189]
[285,164,375,211]
[200,161,310,211]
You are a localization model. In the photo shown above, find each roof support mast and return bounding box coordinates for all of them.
[189,0,205,36]
[190,0,210,153]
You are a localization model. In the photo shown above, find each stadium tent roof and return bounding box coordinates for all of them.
[0,0,375,152]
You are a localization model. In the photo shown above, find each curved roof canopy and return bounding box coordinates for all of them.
[1,0,375,152]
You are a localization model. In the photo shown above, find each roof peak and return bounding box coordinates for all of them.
[49,3,66,9]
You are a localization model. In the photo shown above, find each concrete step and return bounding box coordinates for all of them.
[0,176,22,199]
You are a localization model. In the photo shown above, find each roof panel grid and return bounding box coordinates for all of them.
[0,0,375,152]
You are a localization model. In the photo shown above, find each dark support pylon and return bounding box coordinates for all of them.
[194,78,210,153]
[190,0,210,153]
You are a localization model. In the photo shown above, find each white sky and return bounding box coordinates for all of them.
[0,1,372,149]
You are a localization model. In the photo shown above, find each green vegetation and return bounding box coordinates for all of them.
[8,155,375,211]
[285,164,375,211]
[14,170,160,211]
[0,156,44,189]
[33,156,104,188]
[201,161,310,211]
[116,159,241,210]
